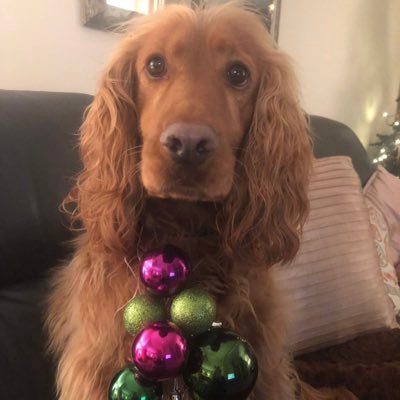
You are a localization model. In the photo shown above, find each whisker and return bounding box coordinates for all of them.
[113,258,140,319]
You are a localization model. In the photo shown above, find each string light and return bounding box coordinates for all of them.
[372,94,400,176]
[378,154,388,162]
[268,4,275,12]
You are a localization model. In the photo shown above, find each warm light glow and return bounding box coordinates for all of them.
[380,148,386,153]
[382,111,389,118]
[394,121,400,127]
[395,139,400,145]
[106,0,164,14]
[373,159,378,163]
[364,98,378,123]
[268,3,275,12]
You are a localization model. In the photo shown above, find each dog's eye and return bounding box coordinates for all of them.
[226,63,249,87]
[147,55,167,78]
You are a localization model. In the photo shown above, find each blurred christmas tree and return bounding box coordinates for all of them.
[370,89,400,177]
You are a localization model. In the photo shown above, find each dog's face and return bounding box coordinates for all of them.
[75,4,311,262]
[135,9,263,201]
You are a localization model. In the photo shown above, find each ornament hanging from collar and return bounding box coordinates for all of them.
[171,287,216,336]
[108,366,162,400]
[123,295,167,336]
[184,326,258,400]
[132,321,188,381]
[140,245,189,296]
[108,244,258,400]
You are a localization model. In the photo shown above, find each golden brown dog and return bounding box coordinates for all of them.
[46,4,319,399]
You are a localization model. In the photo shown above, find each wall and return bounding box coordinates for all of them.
[0,0,119,94]
[279,0,400,146]
[0,0,399,145]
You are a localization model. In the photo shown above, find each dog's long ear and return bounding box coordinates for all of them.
[221,50,313,267]
[65,38,144,259]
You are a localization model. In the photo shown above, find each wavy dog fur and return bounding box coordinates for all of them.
[47,4,319,400]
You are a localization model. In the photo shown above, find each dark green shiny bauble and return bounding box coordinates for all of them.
[123,294,167,336]
[170,288,216,336]
[108,366,162,400]
[183,327,258,400]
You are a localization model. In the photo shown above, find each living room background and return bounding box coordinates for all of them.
[0,0,399,146]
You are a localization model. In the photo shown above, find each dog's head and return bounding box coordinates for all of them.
[71,4,312,265]
[136,6,263,201]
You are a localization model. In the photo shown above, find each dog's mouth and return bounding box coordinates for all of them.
[141,159,235,202]
[147,183,226,202]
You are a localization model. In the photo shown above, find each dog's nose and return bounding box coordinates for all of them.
[160,123,218,165]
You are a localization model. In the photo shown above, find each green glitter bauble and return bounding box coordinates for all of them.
[123,295,167,336]
[170,288,216,336]
[109,366,162,400]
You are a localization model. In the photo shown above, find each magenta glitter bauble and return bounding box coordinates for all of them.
[132,322,188,382]
[140,245,189,296]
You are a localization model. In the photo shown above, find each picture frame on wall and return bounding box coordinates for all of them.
[262,0,282,42]
[81,0,282,43]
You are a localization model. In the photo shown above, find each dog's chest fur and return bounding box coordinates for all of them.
[134,198,251,323]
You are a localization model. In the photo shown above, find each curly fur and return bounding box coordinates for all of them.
[44,4,337,400]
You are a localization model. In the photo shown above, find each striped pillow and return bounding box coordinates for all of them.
[273,156,397,355]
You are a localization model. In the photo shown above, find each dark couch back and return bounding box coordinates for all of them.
[0,91,92,286]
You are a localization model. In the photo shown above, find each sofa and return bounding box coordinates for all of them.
[1,89,398,400]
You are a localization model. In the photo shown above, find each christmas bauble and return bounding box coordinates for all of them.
[123,295,166,336]
[108,366,162,400]
[140,245,189,296]
[132,321,188,381]
[183,327,258,400]
[170,288,216,336]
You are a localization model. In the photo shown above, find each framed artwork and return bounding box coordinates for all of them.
[80,0,164,30]
[261,0,282,42]
[81,0,282,42]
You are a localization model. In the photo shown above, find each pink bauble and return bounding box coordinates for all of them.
[140,245,189,296]
[132,322,188,381]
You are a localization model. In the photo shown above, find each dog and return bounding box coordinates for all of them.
[46,3,317,399]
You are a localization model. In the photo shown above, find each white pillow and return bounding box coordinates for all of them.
[273,156,397,355]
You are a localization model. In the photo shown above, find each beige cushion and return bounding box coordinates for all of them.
[274,156,397,355]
